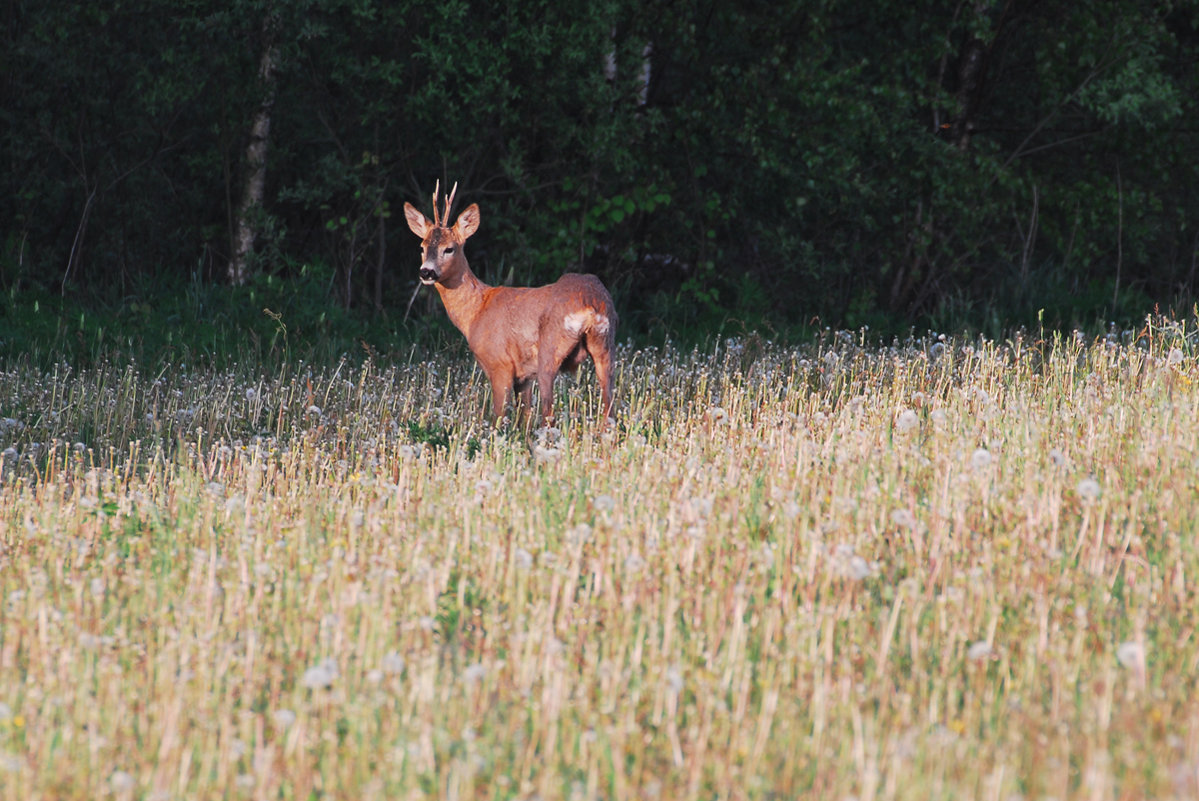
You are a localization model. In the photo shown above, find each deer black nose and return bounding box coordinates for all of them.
[419,266,438,283]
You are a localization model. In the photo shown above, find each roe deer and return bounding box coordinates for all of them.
[404,181,617,427]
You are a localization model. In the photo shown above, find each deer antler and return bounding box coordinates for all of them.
[443,182,459,226]
[431,179,442,227]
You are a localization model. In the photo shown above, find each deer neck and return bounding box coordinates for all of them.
[433,258,491,339]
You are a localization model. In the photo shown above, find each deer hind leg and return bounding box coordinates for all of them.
[586,331,616,424]
[538,336,586,427]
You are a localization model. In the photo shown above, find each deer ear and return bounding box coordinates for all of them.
[455,204,481,240]
[403,203,430,238]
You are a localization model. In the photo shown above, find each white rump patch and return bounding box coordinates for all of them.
[564,310,610,336]
[564,310,588,335]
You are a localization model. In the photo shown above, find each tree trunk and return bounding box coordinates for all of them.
[228,15,279,286]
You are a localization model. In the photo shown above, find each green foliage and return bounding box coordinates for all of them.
[2,0,1198,338]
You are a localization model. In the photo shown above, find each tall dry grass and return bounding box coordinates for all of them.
[1,321,1198,800]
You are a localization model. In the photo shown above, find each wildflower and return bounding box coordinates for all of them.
[1168,348,1185,366]
[895,409,919,432]
[306,405,322,417]
[245,387,257,401]
[623,551,647,574]
[1,448,16,463]
[890,509,916,529]
[971,448,992,470]
[593,494,616,513]
[462,663,487,684]
[929,409,948,427]
[1048,448,1066,467]
[1077,478,1101,501]
[707,406,728,425]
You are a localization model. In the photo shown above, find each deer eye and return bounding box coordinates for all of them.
[444,247,456,255]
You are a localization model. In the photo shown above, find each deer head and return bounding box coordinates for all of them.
[403,180,480,287]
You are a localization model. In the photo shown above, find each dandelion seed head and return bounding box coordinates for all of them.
[895,409,919,432]
[890,509,916,529]
[849,555,873,580]
[566,523,592,546]
[301,658,338,690]
[1116,641,1142,667]
[967,641,993,661]
[1168,347,1185,366]
[1077,478,1101,501]
[271,708,296,729]
[514,547,534,571]
[971,448,992,470]
[624,551,647,574]
[109,770,136,793]
[381,651,406,675]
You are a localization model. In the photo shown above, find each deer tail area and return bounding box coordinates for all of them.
[563,307,614,340]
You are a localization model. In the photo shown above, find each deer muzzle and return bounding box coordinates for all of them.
[419,264,438,285]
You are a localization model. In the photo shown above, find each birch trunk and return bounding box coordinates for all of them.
[228,16,279,286]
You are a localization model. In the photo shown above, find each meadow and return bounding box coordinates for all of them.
[1,321,1197,800]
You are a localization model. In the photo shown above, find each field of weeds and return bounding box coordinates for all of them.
[2,322,1198,800]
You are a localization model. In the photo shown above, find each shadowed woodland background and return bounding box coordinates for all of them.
[3,0,1198,345]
